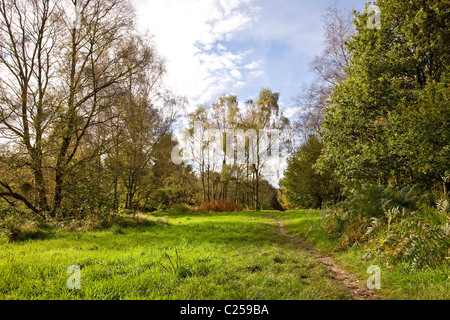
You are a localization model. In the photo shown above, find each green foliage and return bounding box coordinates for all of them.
[280,135,340,209]
[324,183,449,269]
[146,185,198,212]
[317,0,450,191]
[270,195,284,211]
[327,184,432,241]
[0,207,46,242]
[169,204,193,214]
[337,184,434,220]
[62,167,115,219]
[364,204,450,269]
[311,1,450,270]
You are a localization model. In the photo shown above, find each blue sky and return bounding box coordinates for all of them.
[131,0,366,118]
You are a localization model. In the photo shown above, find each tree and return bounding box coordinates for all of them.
[280,135,339,209]
[139,133,200,210]
[50,0,145,216]
[317,0,450,192]
[179,89,288,210]
[105,36,180,210]
[0,0,170,217]
[0,0,60,215]
[293,4,354,143]
[243,88,287,210]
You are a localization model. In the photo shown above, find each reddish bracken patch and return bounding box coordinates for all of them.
[196,199,243,212]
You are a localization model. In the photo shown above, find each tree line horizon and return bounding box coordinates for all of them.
[0,0,448,217]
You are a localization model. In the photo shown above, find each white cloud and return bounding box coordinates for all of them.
[219,0,246,15]
[244,61,258,70]
[131,0,262,109]
[249,70,264,78]
[216,43,227,51]
[230,69,242,79]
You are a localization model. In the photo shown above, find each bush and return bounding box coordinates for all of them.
[55,212,167,231]
[169,204,192,214]
[327,184,436,246]
[325,184,449,269]
[116,212,168,228]
[364,203,450,269]
[0,207,46,242]
[1,219,44,242]
[195,199,243,212]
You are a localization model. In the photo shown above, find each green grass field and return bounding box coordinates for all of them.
[0,211,352,300]
[278,210,450,300]
[1,210,448,300]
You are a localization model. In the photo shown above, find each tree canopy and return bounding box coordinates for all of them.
[316,0,449,192]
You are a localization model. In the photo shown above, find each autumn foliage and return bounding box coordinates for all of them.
[196,199,243,212]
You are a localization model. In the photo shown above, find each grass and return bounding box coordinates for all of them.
[0,211,352,300]
[277,210,450,300]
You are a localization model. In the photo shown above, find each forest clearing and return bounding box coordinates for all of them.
[0,0,448,306]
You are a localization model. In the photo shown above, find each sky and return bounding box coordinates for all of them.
[131,0,366,118]
[130,0,367,186]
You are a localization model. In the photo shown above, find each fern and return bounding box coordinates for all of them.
[437,199,448,214]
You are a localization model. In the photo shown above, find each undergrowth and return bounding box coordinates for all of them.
[324,184,449,269]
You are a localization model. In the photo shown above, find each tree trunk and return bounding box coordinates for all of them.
[52,168,64,218]
[113,176,119,211]
[125,189,135,210]
[33,155,49,214]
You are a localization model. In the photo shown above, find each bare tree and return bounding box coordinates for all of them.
[293,3,354,141]
[0,0,60,214]
[309,4,354,86]
[0,0,160,217]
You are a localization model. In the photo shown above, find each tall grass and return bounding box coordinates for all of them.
[279,210,450,300]
[0,211,352,300]
[0,207,167,242]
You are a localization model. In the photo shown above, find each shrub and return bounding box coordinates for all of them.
[50,211,167,232]
[364,203,450,269]
[2,219,44,242]
[169,204,192,214]
[195,199,243,212]
[81,215,112,231]
[111,225,125,235]
[327,184,437,248]
[325,184,449,268]
[0,208,46,242]
[116,212,168,228]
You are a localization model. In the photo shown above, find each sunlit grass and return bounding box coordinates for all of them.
[278,210,450,300]
[0,211,351,300]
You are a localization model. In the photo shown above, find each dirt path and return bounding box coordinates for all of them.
[275,219,381,300]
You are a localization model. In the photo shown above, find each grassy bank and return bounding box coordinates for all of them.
[277,210,450,300]
[0,211,352,300]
